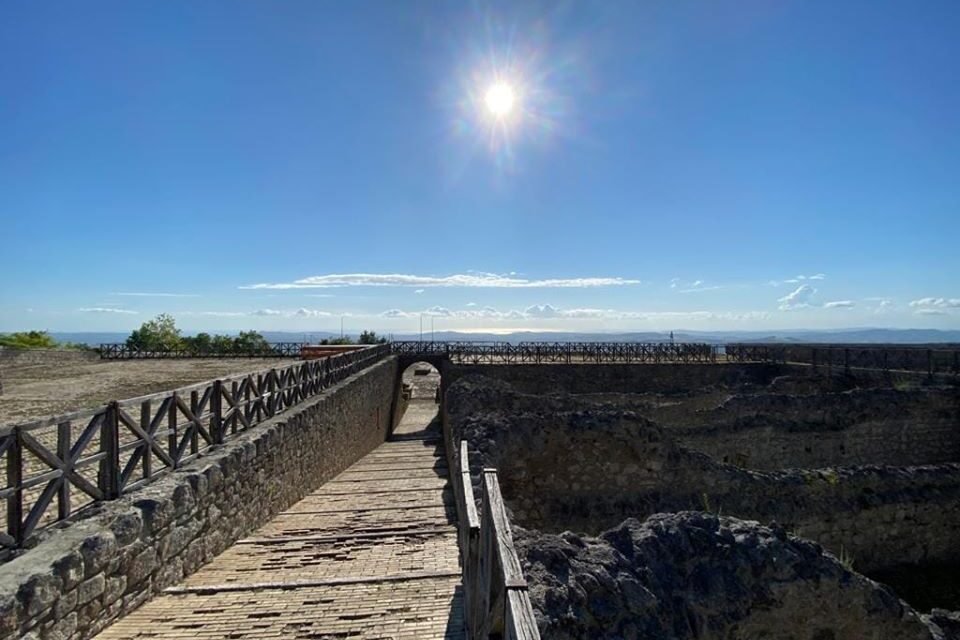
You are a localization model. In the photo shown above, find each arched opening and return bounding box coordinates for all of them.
[401,361,442,402]
[393,361,443,442]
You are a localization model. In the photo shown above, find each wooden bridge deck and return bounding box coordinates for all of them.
[97,400,466,639]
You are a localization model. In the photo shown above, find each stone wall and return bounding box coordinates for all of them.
[0,356,399,640]
[441,362,783,396]
[669,387,960,469]
[446,376,960,575]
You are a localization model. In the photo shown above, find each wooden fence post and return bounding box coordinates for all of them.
[7,429,23,546]
[927,349,933,378]
[99,403,120,500]
[168,394,179,468]
[211,380,223,445]
[57,421,71,520]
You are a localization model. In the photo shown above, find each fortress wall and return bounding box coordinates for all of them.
[675,416,960,469]
[0,357,399,640]
[671,387,960,469]
[446,376,960,576]
[442,361,784,395]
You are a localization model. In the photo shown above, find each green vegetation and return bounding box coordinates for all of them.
[316,331,386,346]
[125,315,275,354]
[838,545,855,571]
[123,314,387,354]
[0,331,90,350]
[358,330,387,345]
[126,313,182,351]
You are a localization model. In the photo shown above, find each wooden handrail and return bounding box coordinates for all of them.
[456,442,539,639]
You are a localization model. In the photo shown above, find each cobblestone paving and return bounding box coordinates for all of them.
[97,400,465,639]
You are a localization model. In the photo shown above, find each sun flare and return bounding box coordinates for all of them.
[484,82,516,117]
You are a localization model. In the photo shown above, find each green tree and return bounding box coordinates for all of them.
[0,331,60,349]
[358,330,386,345]
[211,334,236,353]
[320,336,354,345]
[182,332,213,353]
[233,330,271,354]
[126,314,183,351]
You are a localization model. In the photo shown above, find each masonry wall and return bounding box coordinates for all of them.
[0,356,399,640]
[670,387,960,469]
[442,361,784,396]
[446,376,960,575]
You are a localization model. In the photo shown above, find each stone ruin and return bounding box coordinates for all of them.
[444,366,960,639]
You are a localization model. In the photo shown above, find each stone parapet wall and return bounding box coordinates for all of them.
[442,362,783,396]
[0,356,399,640]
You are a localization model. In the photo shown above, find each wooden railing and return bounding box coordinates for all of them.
[0,344,390,557]
[726,343,960,376]
[456,442,539,639]
[393,341,717,365]
[99,342,306,359]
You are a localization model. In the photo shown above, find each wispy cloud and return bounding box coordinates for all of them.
[778,284,817,310]
[823,300,855,309]
[241,272,641,290]
[671,278,722,293]
[179,308,334,318]
[909,297,960,315]
[380,305,770,323]
[178,311,248,317]
[79,307,138,314]
[770,274,826,287]
[112,292,201,297]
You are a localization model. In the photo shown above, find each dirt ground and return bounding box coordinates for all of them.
[0,354,298,427]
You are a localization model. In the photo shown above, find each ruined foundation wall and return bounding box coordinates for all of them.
[446,376,960,575]
[671,387,960,469]
[0,357,399,640]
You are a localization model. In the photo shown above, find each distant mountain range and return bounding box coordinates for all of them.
[48,328,960,347]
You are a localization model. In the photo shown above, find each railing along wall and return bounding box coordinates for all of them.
[726,343,960,377]
[0,344,390,557]
[456,441,540,639]
[392,341,717,365]
[99,342,306,360]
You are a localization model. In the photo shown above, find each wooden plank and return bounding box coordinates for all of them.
[506,589,541,640]
[483,470,526,589]
[459,441,480,530]
[57,422,71,520]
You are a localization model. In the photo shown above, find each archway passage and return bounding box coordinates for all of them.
[402,361,442,401]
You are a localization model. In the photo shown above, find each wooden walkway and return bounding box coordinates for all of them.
[97,399,466,639]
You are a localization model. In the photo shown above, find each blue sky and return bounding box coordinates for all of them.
[1,1,958,334]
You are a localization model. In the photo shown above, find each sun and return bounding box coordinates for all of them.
[484,82,516,117]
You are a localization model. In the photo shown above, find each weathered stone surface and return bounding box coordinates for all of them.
[77,575,104,606]
[516,512,946,640]
[446,375,960,574]
[443,371,960,638]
